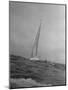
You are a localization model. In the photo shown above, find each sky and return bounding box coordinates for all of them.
[9,1,65,64]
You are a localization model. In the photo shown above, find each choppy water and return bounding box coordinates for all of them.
[10,78,51,88]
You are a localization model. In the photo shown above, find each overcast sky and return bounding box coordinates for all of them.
[9,2,65,64]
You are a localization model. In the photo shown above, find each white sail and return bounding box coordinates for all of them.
[30,20,42,60]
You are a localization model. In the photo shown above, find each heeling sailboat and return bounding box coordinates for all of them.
[30,20,42,60]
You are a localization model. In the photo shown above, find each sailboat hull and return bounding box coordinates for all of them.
[30,57,40,60]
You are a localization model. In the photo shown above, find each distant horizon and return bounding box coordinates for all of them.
[10,54,65,65]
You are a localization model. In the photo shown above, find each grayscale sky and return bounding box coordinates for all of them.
[9,2,65,64]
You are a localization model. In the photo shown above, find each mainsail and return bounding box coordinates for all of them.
[30,20,42,60]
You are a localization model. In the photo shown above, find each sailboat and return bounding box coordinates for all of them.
[30,20,42,60]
